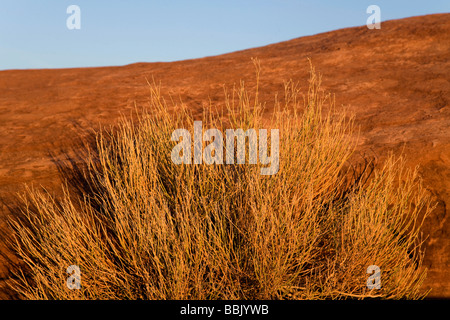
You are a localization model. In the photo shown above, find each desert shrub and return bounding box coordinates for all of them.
[2,62,434,299]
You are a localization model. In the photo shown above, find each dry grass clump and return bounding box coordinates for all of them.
[2,62,434,299]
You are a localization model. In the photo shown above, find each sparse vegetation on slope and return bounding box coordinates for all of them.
[2,62,434,299]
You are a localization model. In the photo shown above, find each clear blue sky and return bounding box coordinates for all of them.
[0,0,448,70]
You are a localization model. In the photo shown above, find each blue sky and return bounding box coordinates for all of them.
[0,0,448,70]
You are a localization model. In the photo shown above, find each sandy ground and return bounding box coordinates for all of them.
[0,13,449,298]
